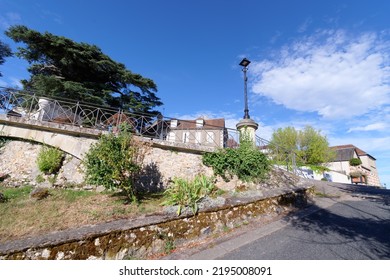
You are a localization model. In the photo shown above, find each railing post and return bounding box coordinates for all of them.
[73,101,79,126]
[117,109,122,130]
[4,90,11,112]
[159,116,163,140]
[140,115,145,135]
[292,152,297,175]
[28,93,36,119]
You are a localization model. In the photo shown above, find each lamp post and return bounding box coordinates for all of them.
[236,57,258,144]
[239,58,251,119]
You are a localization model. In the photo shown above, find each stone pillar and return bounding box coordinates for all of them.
[36,98,51,121]
[236,118,258,144]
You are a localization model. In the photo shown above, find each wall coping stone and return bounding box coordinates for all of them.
[1,116,215,155]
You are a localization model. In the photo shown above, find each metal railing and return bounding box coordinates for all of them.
[0,87,238,148]
[0,86,309,177]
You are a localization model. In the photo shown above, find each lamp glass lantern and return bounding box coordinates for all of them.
[239,58,251,119]
[239,58,251,68]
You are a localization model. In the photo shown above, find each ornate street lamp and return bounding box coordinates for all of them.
[239,58,251,119]
[236,57,258,144]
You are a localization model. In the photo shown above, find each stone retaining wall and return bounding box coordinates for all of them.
[138,145,213,192]
[0,186,313,260]
[0,140,212,190]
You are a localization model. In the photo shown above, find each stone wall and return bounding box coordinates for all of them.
[138,146,213,192]
[0,141,84,188]
[0,186,313,260]
[0,140,213,191]
[0,141,43,186]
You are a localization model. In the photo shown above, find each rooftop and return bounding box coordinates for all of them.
[330,144,376,161]
[171,118,225,130]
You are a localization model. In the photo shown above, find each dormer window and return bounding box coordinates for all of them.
[170,119,178,128]
[196,119,204,128]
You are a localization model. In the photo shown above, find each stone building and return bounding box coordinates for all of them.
[328,144,381,187]
[167,118,227,148]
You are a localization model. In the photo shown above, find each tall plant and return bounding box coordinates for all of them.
[36,146,64,174]
[84,126,145,202]
[162,175,215,215]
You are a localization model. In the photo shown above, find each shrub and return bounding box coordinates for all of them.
[162,175,215,215]
[84,127,145,202]
[203,139,270,183]
[349,158,362,166]
[37,146,64,174]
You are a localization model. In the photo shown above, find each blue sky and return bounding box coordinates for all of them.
[0,0,389,188]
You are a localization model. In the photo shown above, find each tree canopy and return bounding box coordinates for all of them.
[5,25,162,115]
[0,40,12,77]
[269,125,335,167]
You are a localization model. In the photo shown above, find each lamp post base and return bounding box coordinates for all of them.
[236,118,259,144]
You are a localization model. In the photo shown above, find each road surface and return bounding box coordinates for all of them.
[166,184,390,260]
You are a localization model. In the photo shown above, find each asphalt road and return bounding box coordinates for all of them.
[219,185,390,260]
[167,184,390,260]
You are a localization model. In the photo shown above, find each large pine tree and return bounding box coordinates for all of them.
[0,40,12,77]
[6,25,162,115]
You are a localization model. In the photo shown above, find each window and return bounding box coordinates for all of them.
[206,132,215,144]
[183,131,190,143]
[195,131,202,144]
[168,132,176,142]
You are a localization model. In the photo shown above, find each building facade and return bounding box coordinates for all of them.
[167,118,227,148]
[328,144,381,187]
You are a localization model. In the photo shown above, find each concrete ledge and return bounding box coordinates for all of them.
[140,137,215,154]
[0,116,216,158]
[0,115,103,138]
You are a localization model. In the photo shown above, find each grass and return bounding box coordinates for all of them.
[314,191,341,198]
[0,185,165,242]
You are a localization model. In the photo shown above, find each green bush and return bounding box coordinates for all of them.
[162,175,215,216]
[349,158,362,166]
[203,139,270,183]
[84,128,143,202]
[37,146,64,174]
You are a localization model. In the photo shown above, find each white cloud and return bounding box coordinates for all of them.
[41,10,63,25]
[0,77,22,88]
[251,30,390,119]
[9,77,22,88]
[270,31,282,44]
[329,135,390,155]
[297,18,312,33]
[0,12,21,30]
[0,79,7,87]
[256,124,274,141]
[348,122,388,132]
[346,105,390,132]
